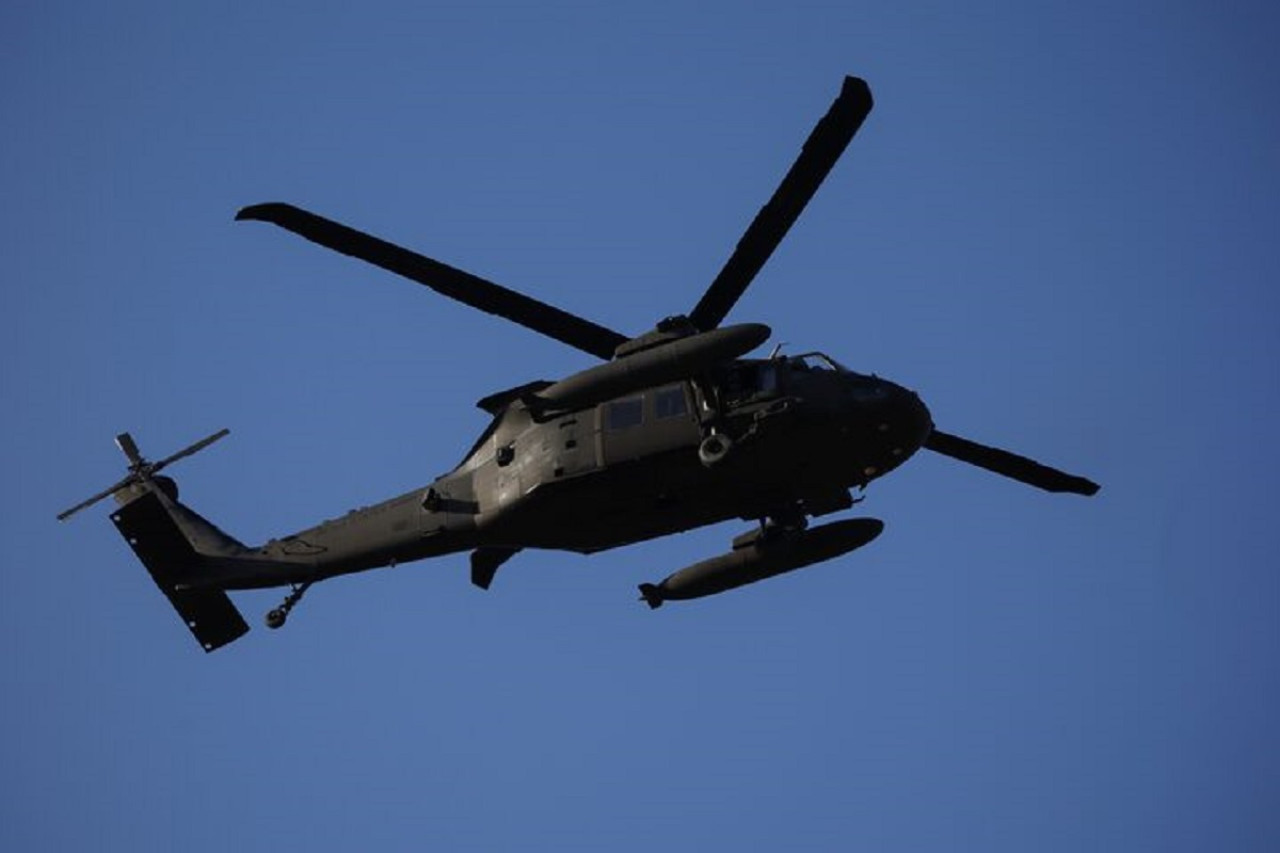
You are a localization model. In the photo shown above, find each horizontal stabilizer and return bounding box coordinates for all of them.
[111,491,248,652]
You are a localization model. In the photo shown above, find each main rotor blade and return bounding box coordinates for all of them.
[688,76,873,331]
[925,430,1100,496]
[237,203,629,361]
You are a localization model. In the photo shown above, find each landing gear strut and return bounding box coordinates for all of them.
[265,581,312,630]
[762,504,808,536]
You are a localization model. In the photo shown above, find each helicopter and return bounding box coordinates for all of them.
[58,76,1098,653]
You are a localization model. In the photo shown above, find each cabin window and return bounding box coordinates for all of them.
[606,396,644,430]
[654,385,688,419]
[759,364,778,393]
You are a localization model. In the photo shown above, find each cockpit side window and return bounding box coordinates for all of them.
[654,385,688,419]
[721,362,780,406]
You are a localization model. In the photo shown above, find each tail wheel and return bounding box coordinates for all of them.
[264,581,313,631]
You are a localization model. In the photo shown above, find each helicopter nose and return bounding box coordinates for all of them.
[845,375,933,475]
[885,382,932,448]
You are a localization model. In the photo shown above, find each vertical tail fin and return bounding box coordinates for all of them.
[111,487,249,652]
[59,430,250,652]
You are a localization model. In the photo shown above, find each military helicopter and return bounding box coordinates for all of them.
[58,76,1098,652]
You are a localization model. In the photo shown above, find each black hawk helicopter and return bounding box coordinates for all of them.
[59,76,1098,652]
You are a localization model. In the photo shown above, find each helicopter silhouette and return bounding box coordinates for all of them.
[59,76,1098,652]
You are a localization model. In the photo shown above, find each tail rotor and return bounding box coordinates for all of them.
[56,429,230,521]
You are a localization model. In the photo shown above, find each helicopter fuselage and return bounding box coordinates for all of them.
[236,353,932,589]
[60,76,1096,652]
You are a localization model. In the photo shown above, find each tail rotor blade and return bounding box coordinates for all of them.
[689,76,874,331]
[115,432,143,466]
[151,428,230,475]
[56,476,135,522]
[924,429,1100,496]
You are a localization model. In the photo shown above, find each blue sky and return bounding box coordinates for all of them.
[4,2,1278,850]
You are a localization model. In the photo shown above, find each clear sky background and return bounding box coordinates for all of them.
[4,3,1278,850]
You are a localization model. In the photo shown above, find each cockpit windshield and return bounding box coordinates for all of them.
[789,352,847,372]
